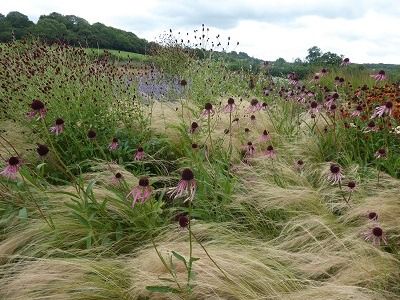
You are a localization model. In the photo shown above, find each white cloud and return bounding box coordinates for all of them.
[1,0,399,63]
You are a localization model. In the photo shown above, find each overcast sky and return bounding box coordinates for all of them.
[1,0,400,64]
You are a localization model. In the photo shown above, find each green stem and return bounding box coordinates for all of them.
[187,200,193,287]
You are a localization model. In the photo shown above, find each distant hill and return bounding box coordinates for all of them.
[0,11,148,54]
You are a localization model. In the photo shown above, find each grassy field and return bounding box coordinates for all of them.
[0,40,400,299]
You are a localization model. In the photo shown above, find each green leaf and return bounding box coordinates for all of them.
[172,251,187,267]
[145,286,180,294]
[18,207,28,220]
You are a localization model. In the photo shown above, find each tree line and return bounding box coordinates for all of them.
[0,11,148,54]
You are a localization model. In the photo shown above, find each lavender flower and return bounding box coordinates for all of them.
[50,118,65,135]
[328,164,344,184]
[168,168,196,203]
[127,177,152,207]
[364,226,387,246]
[1,157,21,179]
[28,99,47,119]
[109,138,119,151]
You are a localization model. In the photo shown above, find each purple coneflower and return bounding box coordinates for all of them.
[309,101,320,115]
[347,180,356,192]
[112,172,124,185]
[127,177,152,207]
[224,97,236,113]
[134,147,145,160]
[364,121,378,132]
[201,102,214,117]
[36,144,49,158]
[1,156,21,179]
[328,164,344,184]
[261,102,268,110]
[28,99,47,119]
[260,130,271,142]
[375,148,387,159]
[364,226,387,246]
[109,138,119,151]
[50,118,64,135]
[244,142,256,157]
[371,101,393,118]
[190,122,199,134]
[264,145,277,159]
[341,57,350,66]
[248,98,262,113]
[351,105,363,117]
[168,168,196,203]
[370,70,386,81]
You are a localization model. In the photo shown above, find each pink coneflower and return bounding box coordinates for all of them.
[328,164,344,184]
[375,148,387,159]
[50,118,64,135]
[202,102,215,117]
[168,168,196,203]
[1,156,21,179]
[28,99,47,119]
[370,70,386,81]
[264,145,277,159]
[248,98,262,113]
[309,101,320,115]
[224,97,236,113]
[127,177,152,207]
[190,122,199,134]
[341,57,350,66]
[109,138,119,151]
[371,101,393,118]
[36,144,49,158]
[351,105,363,117]
[364,121,378,132]
[244,142,256,157]
[363,226,387,246]
[366,211,378,221]
[260,130,271,142]
[134,147,145,160]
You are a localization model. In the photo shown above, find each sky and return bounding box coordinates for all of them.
[1,0,400,64]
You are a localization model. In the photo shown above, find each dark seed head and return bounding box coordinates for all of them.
[247,141,253,146]
[385,101,393,109]
[227,97,235,105]
[115,172,122,179]
[181,168,194,181]
[262,102,268,107]
[267,145,274,151]
[356,105,363,111]
[87,130,96,139]
[191,143,198,149]
[378,148,386,155]
[297,159,304,165]
[368,121,375,128]
[204,102,213,110]
[330,104,337,110]
[137,147,144,152]
[112,137,118,143]
[8,156,20,166]
[343,58,349,62]
[372,226,383,237]
[31,99,45,110]
[191,122,198,129]
[36,144,49,156]
[347,181,356,189]
[178,215,189,228]
[244,128,250,133]
[138,177,149,187]
[339,77,345,83]
[263,130,269,135]
[332,93,339,99]
[180,79,187,86]
[378,70,385,75]
[368,212,378,220]
[250,115,256,120]
[311,101,318,108]
[250,98,259,106]
[330,164,340,174]
[55,118,64,125]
